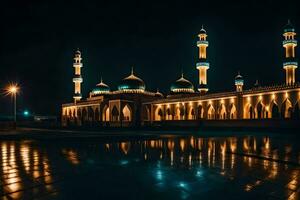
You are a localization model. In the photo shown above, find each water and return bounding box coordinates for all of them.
[1,132,300,199]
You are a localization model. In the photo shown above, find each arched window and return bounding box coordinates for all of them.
[102,106,110,122]
[122,104,132,122]
[208,105,215,120]
[155,107,162,121]
[166,108,172,120]
[256,102,264,119]
[219,104,227,119]
[271,102,279,119]
[111,106,119,121]
[281,99,293,118]
[198,105,203,119]
[230,104,237,119]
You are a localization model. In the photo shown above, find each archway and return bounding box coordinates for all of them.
[111,106,119,121]
[179,106,185,120]
[175,106,180,120]
[219,104,227,119]
[122,104,132,122]
[230,104,237,119]
[166,108,172,120]
[256,102,264,119]
[188,107,195,120]
[102,106,110,122]
[142,106,150,121]
[271,102,279,119]
[244,104,254,119]
[155,107,163,121]
[198,105,204,119]
[281,99,293,118]
[207,105,215,120]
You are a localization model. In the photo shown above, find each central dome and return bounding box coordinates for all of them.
[92,78,110,95]
[118,69,145,93]
[170,74,194,94]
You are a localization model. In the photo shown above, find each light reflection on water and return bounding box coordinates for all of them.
[1,135,300,199]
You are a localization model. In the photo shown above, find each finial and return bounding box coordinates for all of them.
[238,70,240,75]
[131,66,134,75]
[181,68,184,78]
[156,88,159,93]
[100,76,103,83]
[201,24,204,29]
[288,19,291,24]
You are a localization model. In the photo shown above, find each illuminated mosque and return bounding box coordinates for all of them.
[62,21,300,127]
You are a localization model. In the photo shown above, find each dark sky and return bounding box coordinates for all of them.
[0,0,299,116]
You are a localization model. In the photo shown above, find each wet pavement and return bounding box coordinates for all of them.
[1,132,300,199]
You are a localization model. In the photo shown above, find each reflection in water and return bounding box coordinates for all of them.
[1,141,55,199]
[1,135,300,199]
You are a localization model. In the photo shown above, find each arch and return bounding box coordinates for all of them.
[122,104,132,122]
[188,107,195,120]
[270,101,279,119]
[198,105,204,119]
[229,104,237,119]
[179,106,185,120]
[95,108,100,121]
[72,110,76,118]
[68,109,72,118]
[281,99,293,119]
[102,105,110,122]
[111,106,119,121]
[166,108,172,120]
[154,107,163,121]
[244,104,254,119]
[219,104,227,119]
[207,105,215,120]
[256,101,265,119]
[77,109,82,118]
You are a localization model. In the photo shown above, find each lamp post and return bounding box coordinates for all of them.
[7,85,19,128]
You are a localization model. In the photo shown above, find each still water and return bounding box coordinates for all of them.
[1,133,300,199]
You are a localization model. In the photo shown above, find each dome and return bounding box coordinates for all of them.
[170,74,194,93]
[235,72,244,85]
[75,49,81,55]
[118,69,145,93]
[284,20,295,33]
[92,78,110,95]
[155,89,164,97]
[199,26,206,34]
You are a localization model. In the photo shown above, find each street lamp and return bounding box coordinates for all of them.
[6,84,19,127]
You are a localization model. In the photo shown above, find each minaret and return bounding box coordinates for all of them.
[235,72,244,92]
[196,25,209,94]
[283,20,297,85]
[73,49,83,103]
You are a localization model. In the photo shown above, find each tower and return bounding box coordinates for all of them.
[283,20,297,85]
[196,25,209,94]
[235,72,244,92]
[73,49,83,103]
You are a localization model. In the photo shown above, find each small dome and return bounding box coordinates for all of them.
[75,49,81,55]
[284,20,295,33]
[118,68,145,93]
[170,74,194,93]
[235,72,244,85]
[155,89,163,97]
[92,78,110,95]
[199,25,206,34]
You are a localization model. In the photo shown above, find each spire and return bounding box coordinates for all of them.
[131,66,134,75]
[181,68,184,78]
[100,76,103,83]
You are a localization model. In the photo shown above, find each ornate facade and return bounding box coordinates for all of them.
[62,22,300,127]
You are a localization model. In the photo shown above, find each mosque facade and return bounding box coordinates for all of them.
[61,21,300,127]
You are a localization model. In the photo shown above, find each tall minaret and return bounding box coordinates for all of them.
[73,49,83,103]
[283,20,297,85]
[196,25,209,94]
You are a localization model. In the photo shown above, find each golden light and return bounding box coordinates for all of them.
[231,98,234,103]
[259,95,262,101]
[220,99,224,104]
[247,97,251,102]
[5,84,19,96]
[285,92,289,98]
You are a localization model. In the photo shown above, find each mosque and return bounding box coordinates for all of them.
[61,21,300,127]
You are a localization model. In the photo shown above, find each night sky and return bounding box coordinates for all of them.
[0,0,299,116]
